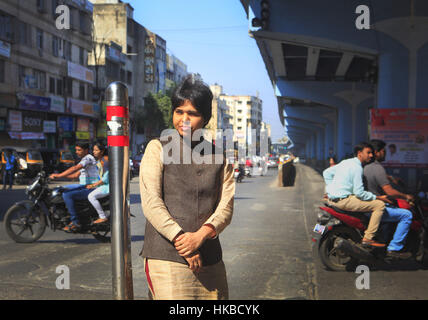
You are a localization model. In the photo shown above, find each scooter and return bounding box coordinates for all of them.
[312,196,428,271]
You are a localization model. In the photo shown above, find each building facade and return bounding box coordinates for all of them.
[219,93,263,151]
[0,0,97,151]
[90,0,172,153]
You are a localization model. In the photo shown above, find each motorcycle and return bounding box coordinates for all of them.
[234,167,244,183]
[3,171,112,243]
[312,196,428,271]
[244,166,252,177]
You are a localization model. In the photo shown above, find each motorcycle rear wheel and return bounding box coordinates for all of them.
[4,203,46,243]
[319,226,360,271]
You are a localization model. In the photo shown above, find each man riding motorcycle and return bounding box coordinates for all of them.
[49,142,99,231]
[323,142,390,247]
[363,139,413,259]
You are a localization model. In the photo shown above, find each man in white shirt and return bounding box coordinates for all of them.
[50,142,99,231]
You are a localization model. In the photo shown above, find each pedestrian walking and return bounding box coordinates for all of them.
[139,75,235,300]
[3,150,16,190]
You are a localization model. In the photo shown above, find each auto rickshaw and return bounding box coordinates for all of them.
[58,150,76,172]
[1,147,44,184]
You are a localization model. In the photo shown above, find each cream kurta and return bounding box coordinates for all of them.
[139,138,235,300]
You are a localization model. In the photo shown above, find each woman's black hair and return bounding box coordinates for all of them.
[94,141,108,156]
[171,74,213,126]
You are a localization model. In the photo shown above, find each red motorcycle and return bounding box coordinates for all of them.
[312,196,428,271]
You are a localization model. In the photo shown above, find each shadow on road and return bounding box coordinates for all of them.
[35,235,145,244]
[234,197,254,200]
[0,189,26,222]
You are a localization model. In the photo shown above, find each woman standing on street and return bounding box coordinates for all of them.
[139,75,235,300]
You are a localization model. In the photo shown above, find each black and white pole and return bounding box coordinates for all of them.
[106,81,134,300]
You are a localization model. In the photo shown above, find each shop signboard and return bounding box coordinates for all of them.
[58,116,73,132]
[0,40,11,58]
[67,61,94,84]
[68,98,94,117]
[19,94,51,112]
[50,95,65,113]
[8,111,22,131]
[43,120,57,133]
[9,132,45,140]
[76,131,90,140]
[23,113,44,132]
[144,34,155,83]
[371,108,428,168]
[77,118,90,131]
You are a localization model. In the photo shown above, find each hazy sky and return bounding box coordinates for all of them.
[126,0,284,142]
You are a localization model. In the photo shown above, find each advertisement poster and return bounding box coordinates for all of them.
[8,110,22,131]
[371,108,428,168]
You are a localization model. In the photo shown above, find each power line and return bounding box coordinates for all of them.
[151,25,247,33]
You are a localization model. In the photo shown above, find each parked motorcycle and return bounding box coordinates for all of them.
[312,197,428,271]
[3,171,111,243]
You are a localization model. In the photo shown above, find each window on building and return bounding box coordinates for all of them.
[52,35,59,57]
[18,65,26,87]
[65,77,72,95]
[51,0,59,17]
[87,85,92,102]
[106,61,119,79]
[79,46,84,65]
[127,71,132,85]
[0,60,5,83]
[18,21,31,47]
[120,69,125,82]
[79,11,91,35]
[34,70,46,90]
[56,78,63,95]
[49,77,55,94]
[64,40,71,61]
[0,12,14,42]
[79,83,85,100]
[36,28,44,51]
[37,0,46,13]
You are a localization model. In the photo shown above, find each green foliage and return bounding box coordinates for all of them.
[136,91,174,134]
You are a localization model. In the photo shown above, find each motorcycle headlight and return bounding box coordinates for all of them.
[26,178,39,194]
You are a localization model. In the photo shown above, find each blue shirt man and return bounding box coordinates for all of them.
[3,151,16,190]
[324,157,377,201]
[322,143,389,247]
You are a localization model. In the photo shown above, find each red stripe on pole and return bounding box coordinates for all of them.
[108,135,129,147]
[107,106,129,121]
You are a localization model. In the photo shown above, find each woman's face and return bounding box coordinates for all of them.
[93,145,103,159]
[173,100,205,137]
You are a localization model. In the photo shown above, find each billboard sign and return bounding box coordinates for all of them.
[371,108,428,168]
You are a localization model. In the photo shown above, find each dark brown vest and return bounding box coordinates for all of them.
[141,136,225,266]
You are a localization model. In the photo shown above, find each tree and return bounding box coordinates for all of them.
[137,92,174,137]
